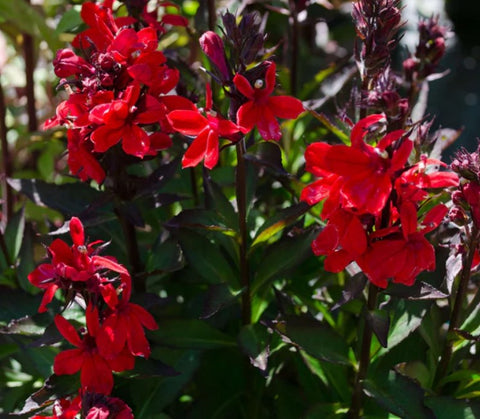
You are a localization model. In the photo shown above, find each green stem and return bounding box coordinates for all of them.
[348,283,379,418]
[236,139,251,324]
[434,226,479,389]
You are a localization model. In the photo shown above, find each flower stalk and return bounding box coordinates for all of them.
[348,282,379,418]
[236,138,251,324]
[434,226,479,389]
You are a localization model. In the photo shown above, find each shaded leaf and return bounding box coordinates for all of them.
[4,208,25,262]
[146,236,184,273]
[364,371,435,418]
[237,323,270,373]
[275,315,350,364]
[445,251,462,294]
[331,273,367,311]
[424,396,480,419]
[366,309,390,348]
[200,283,241,319]
[0,314,51,337]
[166,209,235,235]
[386,281,449,300]
[203,174,238,229]
[126,357,179,378]
[252,202,310,246]
[15,374,80,416]
[8,178,104,217]
[150,319,236,349]
[252,227,319,295]
[171,229,238,285]
[244,141,290,178]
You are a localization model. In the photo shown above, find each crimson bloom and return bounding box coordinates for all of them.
[97,275,158,359]
[28,217,129,313]
[234,62,304,140]
[53,306,135,395]
[358,203,448,288]
[89,83,165,157]
[167,85,240,169]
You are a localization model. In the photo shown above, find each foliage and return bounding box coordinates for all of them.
[0,0,479,418]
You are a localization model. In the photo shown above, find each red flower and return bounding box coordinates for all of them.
[234,62,304,140]
[67,130,106,184]
[358,203,448,288]
[82,392,133,419]
[53,306,135,395]
[303,114,412,215]
[97,275,158,359]
[167,85,240,169]
[28,217,129,313]
[89,83,166,157]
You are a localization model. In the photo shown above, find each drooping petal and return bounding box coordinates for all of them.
[125,315,151,358]
[97,312,126,357]
[91,125,122,153]
[81,354,114,395]
[236,101,257,134]
[325,145,372,177]
[121,124,150,158]
[54,315,82,347]
[256,106,282,141]
[311,223,339,256]
[92,256,129,276]
[182,128,211,168]
[129,303,158,330]
[38,284,59,313]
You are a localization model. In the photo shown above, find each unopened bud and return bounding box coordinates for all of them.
[199,31,230,81]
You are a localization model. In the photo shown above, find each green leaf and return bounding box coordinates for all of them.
[54,6,82,34]
[363,371,435,418]
[310,112,350,144]
[0,314,52,337]
[252,227,318,295]
[8,178,106,218]
[166,209,235,236]
[252,202,310,246]
[276,315,350,365]
[4,208,26,262]
[0,0,61,50]
[146,237,184,273]
[150,319,236,350]
[172,229,238,286]
[424,396,480,419]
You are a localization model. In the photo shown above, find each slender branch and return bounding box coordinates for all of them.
[236,139,251,324]
[0,76,13,227]
[114,206,145,293]
[206,0,216,31]
[434,226,479,389]
[289,0,299,97]
[23,8,38,132]
[348,283,379,418]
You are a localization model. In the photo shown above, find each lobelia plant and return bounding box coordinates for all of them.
[1,0,480,417]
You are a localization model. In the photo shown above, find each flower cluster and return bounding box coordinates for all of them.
[28,217,157,413]
[302,114,459,288]
[166,12,303,169]
[44,1,189,183]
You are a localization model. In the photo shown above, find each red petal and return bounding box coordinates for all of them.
[97,312,126,357]
[168,110,208,135]
[268,96,304,119]
[350,114,384,146]
[325,146,371,177]
[54,315,82,347]
[108,346,135,372]
[304,143,332,177]
[233,73,254,99]
[130,303,158,330]
[38,284,59,313]
[49,239,74,265]
[236,101,257,134]
[324,249,353,273]
[121,124,150,158]
[81,354,113,395]
[300,178,332,205]
[256,106,281,141]
[264,62,276,96]
[422,204,448,233]
[86,304,100,337]
[54,349,84,375]
[91,125,122,153]
[311,223,339,256]
[69,217,84,246]
[92,256,129,275]
[182,128,210,168]
[125,315,151,358]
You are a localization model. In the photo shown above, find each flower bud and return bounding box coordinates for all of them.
[53,49,94,78]
[199,31,230,81]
